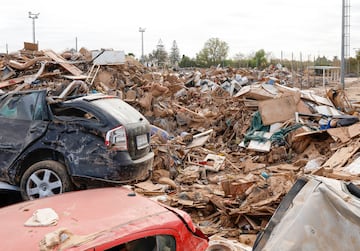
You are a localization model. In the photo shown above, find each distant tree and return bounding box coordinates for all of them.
[249,49,268,69]
[222,59,233,67]
[315,56,331,66]
[355,51,360,76]
[332,56,340,67]
[196,38,229,67]
[179,55,196,68]
[234,53,245,61]
[347,57,359,74]
[195,49,210,67]
[311,56,331,75]
[169,40,180,67]
[127,52,135,57]
[356,50,360,63]
[233,53,249,68]
[142,55,151,66]
[149,39,168,66]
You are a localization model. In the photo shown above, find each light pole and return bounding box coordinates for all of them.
[139,27,146,63]
[28,12,40,44]
[341,0,345,88]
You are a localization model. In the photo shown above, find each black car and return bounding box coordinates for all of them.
[0,89,153,200]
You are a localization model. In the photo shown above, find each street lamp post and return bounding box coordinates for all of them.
[28,12,40,44]
[139,27,146,63]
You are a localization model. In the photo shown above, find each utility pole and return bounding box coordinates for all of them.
[291,52,294,85]
[307,54,311,87]
[341,0,345,87]
[139,27,146,63]
[300,52,303,89]
[341,0,351,89]
[28,12,40,44]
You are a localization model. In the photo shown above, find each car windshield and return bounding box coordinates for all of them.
[92,98,146,124]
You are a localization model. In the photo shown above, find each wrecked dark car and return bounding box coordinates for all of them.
[0,89,154,200]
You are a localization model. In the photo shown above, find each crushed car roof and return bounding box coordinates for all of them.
[253,175,360,251]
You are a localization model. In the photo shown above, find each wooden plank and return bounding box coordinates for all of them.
[0,76,25,88]
[261,83,278,95]
[294,129,326,138]
[244,85,275,100]
[8,56,49,70]
[327,127,350,143]
[24,42,38,51]
[172,103,205,118]
[134,181,167,192]
[324,171,360,181]
[233,85,250,98]
[322,145,360,169]
[186,132,212,149]
[258,96,296,125]
[315,105,342,116]
[43,49,83,76]
[348,123,360,138]
[297,100,312,114]
[300,91,334,106]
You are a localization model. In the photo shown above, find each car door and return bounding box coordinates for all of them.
[0,91,49,175]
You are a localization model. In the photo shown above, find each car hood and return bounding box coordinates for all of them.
[0,187,180,250]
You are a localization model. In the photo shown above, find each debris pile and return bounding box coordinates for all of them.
[1,45,360,248]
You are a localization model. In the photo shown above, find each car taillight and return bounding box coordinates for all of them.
[105,126,127,150]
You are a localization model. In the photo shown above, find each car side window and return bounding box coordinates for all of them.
[0,92,41,120]
[51,105,99,122]
[104,234,176,251]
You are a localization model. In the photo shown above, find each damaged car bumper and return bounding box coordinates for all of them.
[71,151,154,185]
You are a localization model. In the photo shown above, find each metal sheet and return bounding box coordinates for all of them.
[92,50,125,65]
[254,176,360,251]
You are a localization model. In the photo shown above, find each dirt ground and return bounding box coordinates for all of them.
[343,78,360,103]
[308,77,360,103]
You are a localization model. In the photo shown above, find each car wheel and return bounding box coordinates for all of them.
[20,160,73,200]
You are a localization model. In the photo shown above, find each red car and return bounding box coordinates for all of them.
[0,187,208,251]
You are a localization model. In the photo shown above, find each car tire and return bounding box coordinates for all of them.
[20,160,73,200]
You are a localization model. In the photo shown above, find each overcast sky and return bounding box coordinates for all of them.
[1,0,360,60]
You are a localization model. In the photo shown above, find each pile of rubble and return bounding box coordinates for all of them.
[2,46,360,248]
